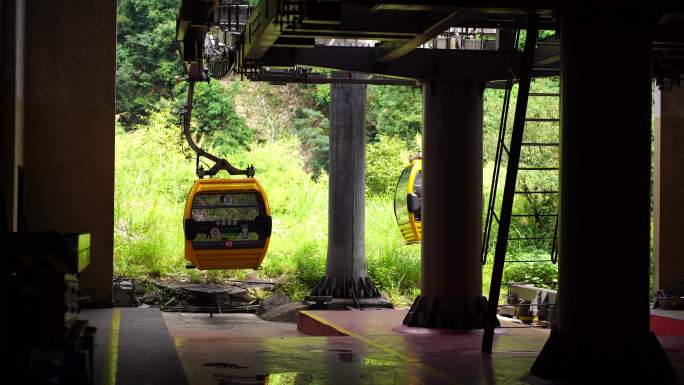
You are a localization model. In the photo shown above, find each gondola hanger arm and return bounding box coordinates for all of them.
[181,79,255,178]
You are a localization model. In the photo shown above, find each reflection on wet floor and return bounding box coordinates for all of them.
[363,357,395,367]
[81,307,684,385]
[161,310,684,385]
[212,373,267,385]
[201,354,397,384]
[265,372,313,385]
[204,362,249,369]
[164,312,423,385]
[161,311,421,385]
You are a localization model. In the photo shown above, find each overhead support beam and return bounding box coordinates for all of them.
[299,1,341,25]
[272,37,315,48]
[370,1,555,12]
[655,18,684,44]
[267,46,519,81]
[239,0,281,63]
[257,70,417,86]
[372,4,458,11]
[281,15,425,38]
[176,0,682,81]
[280,31,411,41]
[534,39,561,66]
[374,10,474,63]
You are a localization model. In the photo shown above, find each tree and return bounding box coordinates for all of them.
[117,0,182,128]
[366,134,412,196]
[367,85,422,145]
[174,80,253,154]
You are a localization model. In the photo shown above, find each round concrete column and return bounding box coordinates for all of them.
[531,11,675,382]
[311,72,380,299]
[403,81,485,328]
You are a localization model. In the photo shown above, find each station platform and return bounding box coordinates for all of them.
[652,308,684,337]
[83,307,684,385]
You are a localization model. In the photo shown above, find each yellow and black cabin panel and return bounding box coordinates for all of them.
[184,178,271,270]
[394,157,422,244]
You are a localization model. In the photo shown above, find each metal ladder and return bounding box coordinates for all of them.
[485,88,560,265]
[481,18,561,353]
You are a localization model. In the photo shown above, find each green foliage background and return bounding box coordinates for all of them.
[117,0,182,127]
[115,106,422,303]
[115,1,561,304]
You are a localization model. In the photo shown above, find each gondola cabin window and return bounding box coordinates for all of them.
[394,167,412,227]
[188,192,267,249]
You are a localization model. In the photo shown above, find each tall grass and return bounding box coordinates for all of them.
[114,112,195,277]
[114,109,421,303]
[116,79,562,305]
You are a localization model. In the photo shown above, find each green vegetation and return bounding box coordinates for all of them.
[116,0,181,128]
[481,77,561,291]
[366,134,414,196]
[367,85,422,143]
[115,1,561,305]
[115,102,421,303]
[114,78,560,304]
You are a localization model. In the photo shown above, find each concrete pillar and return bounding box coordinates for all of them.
[23,0,116,306]
[654,86,684,296]
[531,11,675,382]
[403,81,485,329]
[311,71,379,299]
[1,0,25,232]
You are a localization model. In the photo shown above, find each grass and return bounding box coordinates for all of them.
[115,79,563,306]
[114,109,421,304]
[114,112,195,278]
[114,112,556,306]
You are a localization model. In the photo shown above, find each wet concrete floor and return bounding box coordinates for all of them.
[85,307,684,385]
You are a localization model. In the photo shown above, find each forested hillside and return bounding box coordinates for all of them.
[115,0,560,303]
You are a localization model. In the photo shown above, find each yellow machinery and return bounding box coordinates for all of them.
[181,80,271,269]
[184,178,271,270]
[394,155,422,244]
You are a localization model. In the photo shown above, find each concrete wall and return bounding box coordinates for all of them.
[1,0,24,232]
[23,0,116,304]
[13,0,24,232]
[654,86,684,295]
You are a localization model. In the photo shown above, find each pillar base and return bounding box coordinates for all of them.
[402,295,487,329]
[531,328,676,382]
[311,275,381,299]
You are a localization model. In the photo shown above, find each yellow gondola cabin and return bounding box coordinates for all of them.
[394,156,422,244]
[183,178,272,270]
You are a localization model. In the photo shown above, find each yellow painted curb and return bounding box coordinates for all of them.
[299,310,459,383]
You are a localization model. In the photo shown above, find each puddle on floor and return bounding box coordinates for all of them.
[212,372,315,385]
[363,357,395,366]
[212,373,267,385]
[204,362,249,369]
[263,372,315,384]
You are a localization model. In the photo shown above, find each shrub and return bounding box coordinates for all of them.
[366,85,422,143]
[503,255,558,290]
[292,107,330,178]
[174,80,254,153]
[366,134,412,196]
